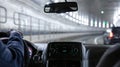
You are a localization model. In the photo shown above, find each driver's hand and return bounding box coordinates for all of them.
[10,29,23,38]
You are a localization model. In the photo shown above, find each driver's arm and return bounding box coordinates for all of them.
[0,31,24,66]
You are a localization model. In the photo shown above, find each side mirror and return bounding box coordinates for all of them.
[44,2,78,13]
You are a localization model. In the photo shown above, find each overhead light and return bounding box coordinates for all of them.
[101,11,104,14]
[54,0,59,2]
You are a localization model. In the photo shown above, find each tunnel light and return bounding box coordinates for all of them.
[78,16,81,20]
[69,16,73,21]
[65,15,69,19]
[103,21,108,25]
[76,20,79,23]
[99,22,101,28]
[46,2,50,5]
[102,22,106,28]
[94,20,98,27]
[110,24,113,27]
[60,13,64,16]
[69,12,73,16]
[106,23,109,28]
[76,15,79,19]
[101,11,104,14]
[73,18,76,22]
[90,19,93,26]
[73,13,76,18]
[54,0,59,2]
[75,19,78,23]
[83,18,89,25]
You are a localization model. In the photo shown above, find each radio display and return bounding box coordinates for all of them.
[47,42,82,60]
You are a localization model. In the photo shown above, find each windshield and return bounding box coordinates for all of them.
[0,0,120,45]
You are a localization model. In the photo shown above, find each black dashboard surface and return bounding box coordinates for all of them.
[46,42,83,60]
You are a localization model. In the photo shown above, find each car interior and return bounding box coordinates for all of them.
[0,32,119,67]
[0,0,120,67]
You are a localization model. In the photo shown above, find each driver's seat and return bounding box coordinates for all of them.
[96,43,120,67]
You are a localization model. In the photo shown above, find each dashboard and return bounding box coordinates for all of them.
[42,42,86,67]
[0,32,111,67]
[31,42,110,67]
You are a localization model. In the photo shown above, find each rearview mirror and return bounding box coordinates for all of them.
[44,2,78,13]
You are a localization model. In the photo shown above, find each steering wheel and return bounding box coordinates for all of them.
[97,43,120,67]
[0,37,31,67]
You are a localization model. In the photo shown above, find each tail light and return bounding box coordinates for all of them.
[109,32,114,39]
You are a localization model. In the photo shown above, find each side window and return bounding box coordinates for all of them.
[0,6,7,23]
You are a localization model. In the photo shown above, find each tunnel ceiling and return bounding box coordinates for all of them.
[77,0,120,23]
[31,0,120,25]
[78,0,120,23]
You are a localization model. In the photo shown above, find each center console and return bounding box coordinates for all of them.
[45,42,86,67]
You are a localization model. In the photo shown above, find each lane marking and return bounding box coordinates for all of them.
[94,36,102,45]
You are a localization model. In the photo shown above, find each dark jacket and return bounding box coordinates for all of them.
[0,32,24,67]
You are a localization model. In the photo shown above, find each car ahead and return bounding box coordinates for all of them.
[104,27,120,45]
